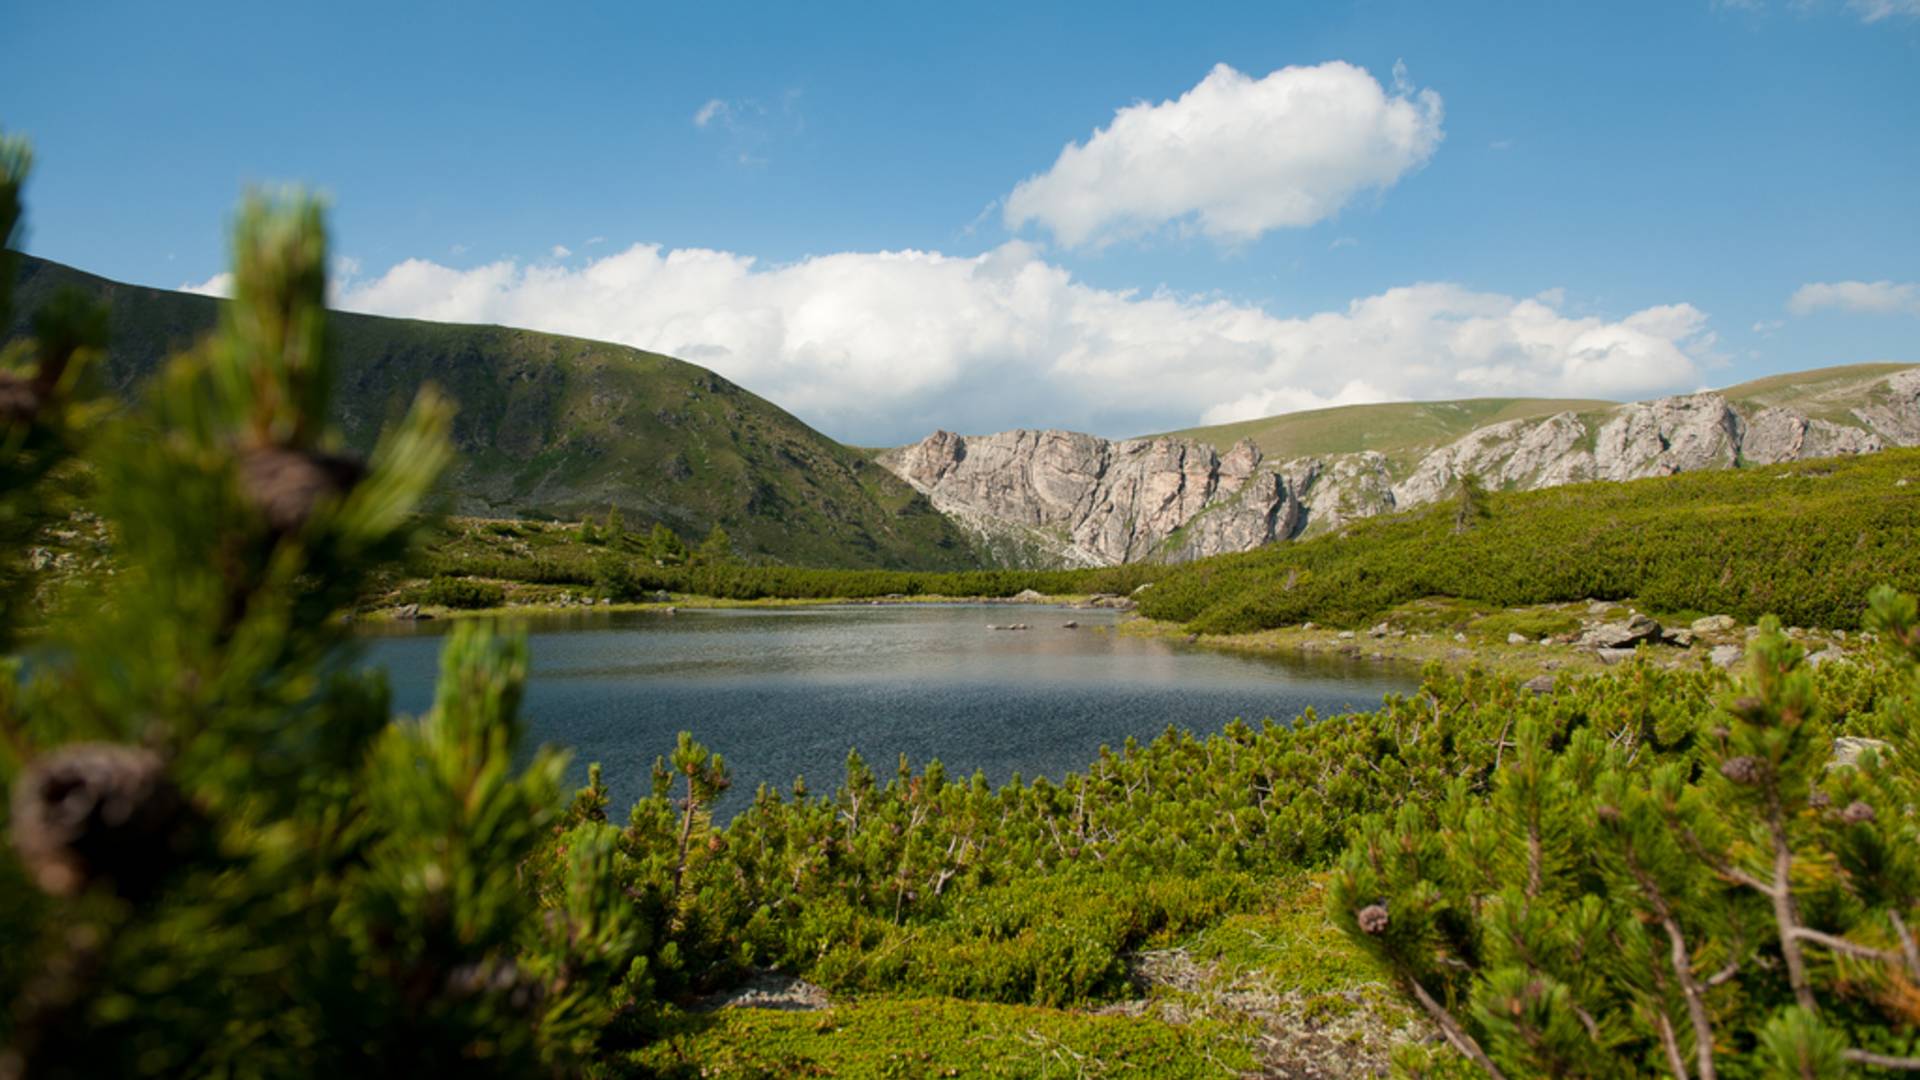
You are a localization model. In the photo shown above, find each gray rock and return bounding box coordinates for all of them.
[1691,615,1738,635]
[700,970,829,1013]
[1829,736,1891,770]
[1662,628,1696,648]
[393,603,421,620]
[1523,674,1556,695]
[878,368,1920,568]
[1010,588,1047,603]
[1586,614,1662,649]
[1742,407,1880,465]
[1507,632,1530,645]
[1595,647,1637,665]
[1806,648,1844,669]
[1061,620,1079,629]
[1710,644,1743,669]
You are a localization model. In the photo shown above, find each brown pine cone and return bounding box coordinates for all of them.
[0,372,40,426]
[237,445,366,534]
[10,743,186,899]
[1357,903,1391,935]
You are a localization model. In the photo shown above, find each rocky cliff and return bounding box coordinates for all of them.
[880,366,1920,567]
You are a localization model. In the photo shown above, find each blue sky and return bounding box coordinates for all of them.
[5,0,1917,443]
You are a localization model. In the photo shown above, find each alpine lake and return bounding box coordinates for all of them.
[361,603,1419,818]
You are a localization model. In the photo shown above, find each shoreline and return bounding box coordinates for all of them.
[352,589,1861,686]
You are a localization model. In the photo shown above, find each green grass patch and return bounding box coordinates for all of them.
[1141,447,1920,633]
[632,996,1253,1079]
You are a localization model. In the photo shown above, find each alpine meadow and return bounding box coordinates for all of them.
[3,3,1919,1078]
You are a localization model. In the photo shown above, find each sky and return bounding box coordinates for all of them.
[4,0,1917,445]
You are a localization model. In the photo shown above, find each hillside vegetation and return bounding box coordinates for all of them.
[8,255,979,569]
[7,138,1920,1078]
[1159,364,1916,470]
[1160,396,1616,469]
[1139,448,1920,634]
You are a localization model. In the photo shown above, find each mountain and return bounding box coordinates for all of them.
[8,255,979,569]
[879,364,1920,568]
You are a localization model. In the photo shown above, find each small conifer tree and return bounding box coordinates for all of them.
[1332,599,1920,1077]
[0,141,650,1076]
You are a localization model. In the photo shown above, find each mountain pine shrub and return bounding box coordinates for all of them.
[1331,593,1920,1077]
[0,141,649,1077]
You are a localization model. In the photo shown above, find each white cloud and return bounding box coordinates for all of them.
[1718,0,1920,19]
[692,99,731,128]
[1848,0,1920,19]
[1003,61,1444,248]
[1788,279,1920,316]
[551,244,573,259]
[334,243,1712,445]
[179,272,232,298]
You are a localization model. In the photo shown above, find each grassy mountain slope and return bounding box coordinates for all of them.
[1720,361,1916,422]
[1161,363,1918,472]
[1158,396,1615,470]
[10,255,978,569]
[1138,445,1920,633]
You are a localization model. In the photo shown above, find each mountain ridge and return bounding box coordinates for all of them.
[879,363,1920,567]
[8,254,980,570]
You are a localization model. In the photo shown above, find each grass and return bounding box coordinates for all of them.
[1156,363,1914,475]
[1156,397,1615,472]
[632,996,1254,1079]
[1139,446,1920,634]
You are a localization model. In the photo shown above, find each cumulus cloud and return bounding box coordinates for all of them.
[1718,0,1920,19]
[179,272,233,298]
[334,242,1712,445]
[692,99,731,128]
[551,244,573,259]
[1788,280,1920,316]
[1003,61,1444,248]
[1848,0,1920,19]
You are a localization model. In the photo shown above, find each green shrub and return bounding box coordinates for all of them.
[1139,456,1920,633]
[0,160,646,1075]
[420,575,505,609]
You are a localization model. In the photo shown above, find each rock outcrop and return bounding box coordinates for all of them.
[880,367,1920,567]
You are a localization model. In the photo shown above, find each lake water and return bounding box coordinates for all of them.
[360,604,1417,817]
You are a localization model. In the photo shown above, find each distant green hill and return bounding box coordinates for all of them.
[1157,396,1616,470]
[1157,363,1917,472]
[9,255,979,569]
[1138,445,1920,633]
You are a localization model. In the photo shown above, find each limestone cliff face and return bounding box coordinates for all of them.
[881,367,1920,567]
[879,430,1292,566]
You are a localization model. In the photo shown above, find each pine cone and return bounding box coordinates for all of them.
[237,445,365,535]
[9,744,185,898]
[1357,903,1391,935]
[1719,756,1763,785]
[0,372,40,426]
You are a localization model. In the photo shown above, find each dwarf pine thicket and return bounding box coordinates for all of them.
[3,137,1919,1077]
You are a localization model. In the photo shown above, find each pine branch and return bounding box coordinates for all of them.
[1403,976,1507,1080]
[1841,1049,1920,1071]
[1892,911,1920,981]
[1789,926,1904,965]
[1627,852,1719,1080]
[1653,1011,1692,1080]
[1766,800,1819,1014]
